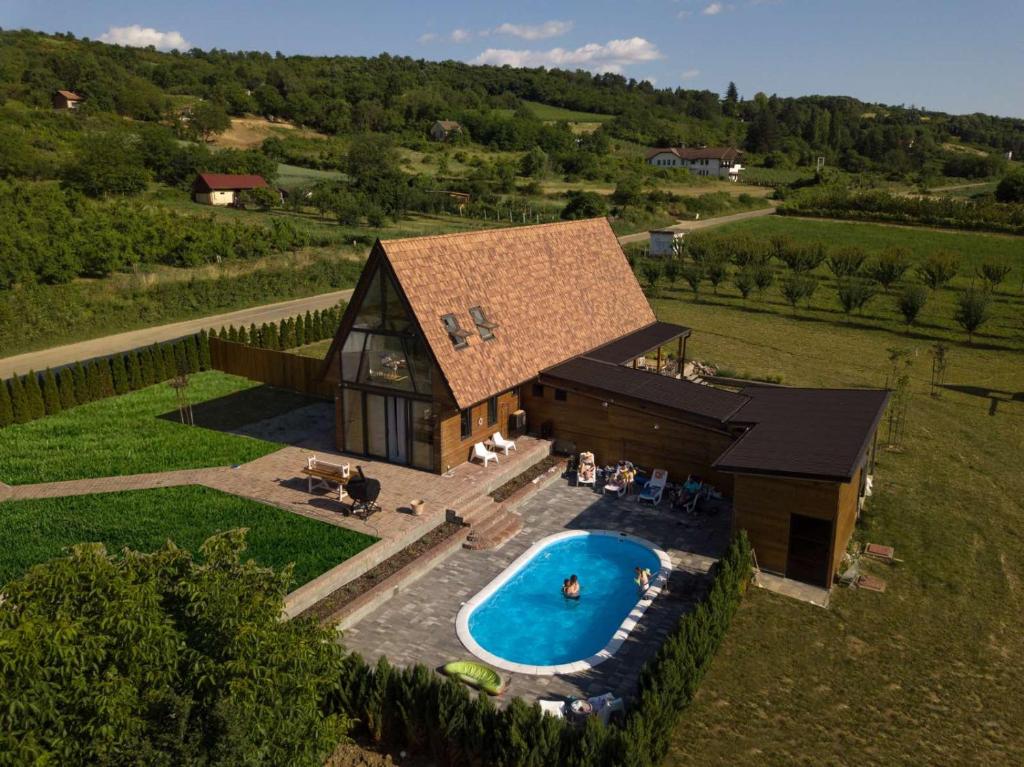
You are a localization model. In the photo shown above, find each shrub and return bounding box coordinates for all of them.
[868,247,910,291]
[41,368,61,415]
[780,274,819,311]
[733,268,757,300]
[897,284,929,328]
[663,259,680,286]
[752,264,775,296]
[127,351,144,390]
[916,251,960,290]
[836,277,878,316]
[0,379,13,427]
[71,362,90,404]
[706,257,730,294]
[198,329,212,370]
[560,190,608,220]
[780,243,826,273]
[111,354,129,395]
[977,259,1012,290]
[57,367,77,409]
[827,246,868,279]
[184,336,201,373]
[24,371,46,420]
[954,288,992,343]
[682,264,705,300]
[995,170,1024,203]
[9,373,30,424]
[641,261,662,295]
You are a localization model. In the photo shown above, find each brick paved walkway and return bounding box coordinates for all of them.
[342,480,731,705]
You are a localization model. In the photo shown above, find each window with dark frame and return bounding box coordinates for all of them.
[487,396,498,426]
[468,305,497,341]
[532,383,544,397]
[460,408,472,440]
[441,314,471,348]
[554,388,568,402]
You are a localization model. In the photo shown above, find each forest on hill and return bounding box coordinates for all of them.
[2,28,1024,175]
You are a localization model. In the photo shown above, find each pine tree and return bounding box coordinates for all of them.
[266,322,280,350]
[111,355,129,394]
[41,369,62,415]
[23,372,45,420]
[58,367,77,409]
[141,346,158,385]
[237,325,249,345]
[127,351,144,390]
[198,330,212,370]
[303,311,314,342]
[294,314,305,347]
[72,362,90,404]
[9,375,29,424]
[258,323,270,349]
[99,359,116,398]
[279,318,295,350]
[161,343,177,379]
[174,341,188,376]
[185,336,201,373]
[228,325,239,343]
[249,323,259,347]
[218,326,228,340]
[0,379,14,427]
[311,310,323,340]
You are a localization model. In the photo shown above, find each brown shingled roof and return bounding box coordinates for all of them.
[56,90,82,101]
[379,218,655,409]
[193,173,269,192]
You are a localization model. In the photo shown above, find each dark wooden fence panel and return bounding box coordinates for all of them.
[210,338,334,398]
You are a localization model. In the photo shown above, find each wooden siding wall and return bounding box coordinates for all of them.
[732,474,840,577]
[437,389,521,472]
[520,384,735,493]
[210,338,334,398]
[831,467,862,577]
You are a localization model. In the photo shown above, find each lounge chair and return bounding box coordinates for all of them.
[576,451,597,487]
[490,432,517,455]
[638,468,668,505]
[472,441,499,467]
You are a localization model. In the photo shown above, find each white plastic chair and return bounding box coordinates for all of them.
[491,432,517,455]
[472,442,499,467]
[638,468,668,506]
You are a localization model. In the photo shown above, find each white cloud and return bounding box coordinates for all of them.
[677,10,693,19]
[703,3,724,15]
[418,32,438,44]
[472,37,662,74]
[680,68,701,80]
[99,24,190,51]
[493,20,574,40]
[450,28,472,43]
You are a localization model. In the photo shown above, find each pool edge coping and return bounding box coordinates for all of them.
[455,529,673,676]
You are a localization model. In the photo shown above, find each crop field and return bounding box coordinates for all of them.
[0,485,376,586]
[0,372,284,485]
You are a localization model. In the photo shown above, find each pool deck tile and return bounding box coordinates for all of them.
[342,479,731,706]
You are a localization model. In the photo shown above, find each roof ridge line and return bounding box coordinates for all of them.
[379,217,610,247]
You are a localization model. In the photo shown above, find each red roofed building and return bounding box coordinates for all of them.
[191,172,270,206]
[646,146,744,180]
[53,90,83,110]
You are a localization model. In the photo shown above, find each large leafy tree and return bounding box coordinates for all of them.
[61,130,149,197]
[0,531,351,766]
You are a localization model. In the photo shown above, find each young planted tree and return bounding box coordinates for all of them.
[250,323,260,346]
[752,264,775,298]
[185,336,201,373]
[217,326,229,341]
[780,274,818,312]
[303,311,315,342]
[24,372,46,420]
[663,259,680,287]
[266,322,281,350]
[641,261,663,297]
[977,259,1013,291]
[928,342,950,397]
[57,368,77,409]
[257,323,270,349]
[294,315,306,347]
[916,251,960,290]
[111,355,129,395]
[0,379,14,427]
[733,268,757,300]
[827,246,868,280]
[836,278,877,318]
[9,374,30,423]
[868,247,910,292]
[198,330,212,370]
[780,243,825,273]
[954,288,991,343]
[896,284,929,328]
[228,325,239,343]
[237,325,250,345]
[279,318,296,350]
[706,257,730,295]
[768,234,796,265]
[682,264,706,301]
[41,369,62,415]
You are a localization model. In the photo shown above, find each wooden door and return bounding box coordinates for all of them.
[786,513,833,587]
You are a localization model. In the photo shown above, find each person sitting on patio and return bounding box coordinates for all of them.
[563,574,580,599]
[683,475,702,497]
[577,452,597,486]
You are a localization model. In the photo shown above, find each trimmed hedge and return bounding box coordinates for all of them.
[325,533,753,767]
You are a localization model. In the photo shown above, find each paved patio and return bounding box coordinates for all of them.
[342,479,732,705]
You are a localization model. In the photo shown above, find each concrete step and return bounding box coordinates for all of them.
[457,495,498,525]
[464,509,522,550]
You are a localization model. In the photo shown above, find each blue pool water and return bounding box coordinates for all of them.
[466,533,662,667]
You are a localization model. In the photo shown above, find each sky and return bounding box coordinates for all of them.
[3,0,1023,118]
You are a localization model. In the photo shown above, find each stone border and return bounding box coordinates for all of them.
[493,458,568,514]
[322,525,472,631]
[455,530,672,675]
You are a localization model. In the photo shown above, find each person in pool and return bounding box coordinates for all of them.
[635,566,652,594]
[563,574,580,599]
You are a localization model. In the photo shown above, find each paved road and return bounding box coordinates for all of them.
[0,289,353,379]
[616,205,777,245]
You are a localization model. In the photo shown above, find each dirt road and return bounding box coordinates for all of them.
[0,290,353,379]
[616,205,777,245]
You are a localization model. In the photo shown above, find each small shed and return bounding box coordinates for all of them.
[430,120,463,142]
[53,90,83,110]
[649,229,682,257]
[192,173,270,206]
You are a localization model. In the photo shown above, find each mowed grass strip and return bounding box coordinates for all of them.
[0,372,281,485]
[657,284,1024,763]
[0,485,376,586]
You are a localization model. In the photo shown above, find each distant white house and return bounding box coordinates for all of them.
[53,90,83,110]
[430,120,463,142]
[646,146,744,180]
[192,173,271,206]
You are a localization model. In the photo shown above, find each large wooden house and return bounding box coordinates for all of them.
[322,219,888,587]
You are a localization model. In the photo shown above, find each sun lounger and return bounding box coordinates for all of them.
[638,468,668,505]
[576,451,597,487]
[472,441,499,467]
[490,432,517,455]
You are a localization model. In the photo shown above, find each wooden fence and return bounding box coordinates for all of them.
[210,338,334,399]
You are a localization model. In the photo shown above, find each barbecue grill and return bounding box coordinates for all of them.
[347,466,381,518]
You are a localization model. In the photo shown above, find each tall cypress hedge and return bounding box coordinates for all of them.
[41,369,62,415]
[0,379,13,427]
[24,371,46,420]
[9,374,30,424]
[111,355,129,395]
[72,362,90,404]
[57,368,77,409]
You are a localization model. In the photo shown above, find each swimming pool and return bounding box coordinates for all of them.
[456,530,671,675]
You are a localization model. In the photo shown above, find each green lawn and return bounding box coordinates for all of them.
[0,486,376,586]
[0,372,285,485]
[520,100,614,123]
[276,162,343,190]
[292,338,334,359]
[657,244,1024,762]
